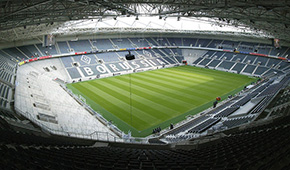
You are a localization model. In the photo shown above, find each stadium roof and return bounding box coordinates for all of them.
[0,0,289,43]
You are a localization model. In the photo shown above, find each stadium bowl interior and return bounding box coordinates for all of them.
[0,1,290,169]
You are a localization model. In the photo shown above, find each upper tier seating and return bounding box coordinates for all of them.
[68,40,92,52]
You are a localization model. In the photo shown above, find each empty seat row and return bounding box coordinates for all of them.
[0,83,10,100]
[0,109,16,120]
[206,101,232,115]
[232,92,258,107]
[0,99,8,108]
[0,70,13,83]
[166,115,209,135]
[1,114,290,170]
[222,116,254,129]
[187,118,221,133]
[214,106,240,118]
[2,38,289,61]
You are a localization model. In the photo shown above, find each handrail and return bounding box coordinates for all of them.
[15,106,152,144]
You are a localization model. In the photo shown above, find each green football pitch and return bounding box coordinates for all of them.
[67,65,257,137]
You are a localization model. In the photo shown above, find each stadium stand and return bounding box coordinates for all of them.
[2,0,290,168]
[0,109,18,120]
[208,39,223,48]
[18,45,42,57]
[187,118,221,133]
[207,59,220,68]
[206,101,233,115]
[95,52,122,63]
[36,44,58,55]
[192,57,203,65]
[0,36,289,170]
[249,96,272,114]
[68,40,92,52]
[0,83,11,102]
[57,41,71,54]
[222,116,255,129]
[165,115,209,136]
[273,88,290,107]
[0,70,13,83]
[111,38,134,49]
[174,56,184,63]
[71,54,99,66]
[60,56,74,68]
[242,65,256,74]
[217,61,235,70]
[270,105,290,117]
[254,66,269,75]
[128,38,149,48]
[232,63,246,73]
[66,68,82,79]
[214,106,240,118]
[2,47,29,60]
[194,49,290,77]
[93,39,114,49]
[181,38,195,46]
[233,93,258,107]
[161,77,285,141]
[1,111,290,170]
[270,46,289,57]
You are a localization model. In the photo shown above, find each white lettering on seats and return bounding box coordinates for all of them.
[96,65,107,73]
[119,62,130,70]
[131,61,140,69]
[109,64,119,71]
[84,67,94,75]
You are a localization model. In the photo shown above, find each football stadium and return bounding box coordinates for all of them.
[0,0,290,169]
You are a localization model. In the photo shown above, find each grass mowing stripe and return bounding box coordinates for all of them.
[85,82,162,120]
[148,68,214,83]
[79,83,131,114]
[79,83,158,130]
[67,84,150,132]
[166,67,255,90]
[174,66,241,79]
[90,80,178,115]
[113,75,203,105]
[178,66,252,82]
[131,72,218,99]
[88,78,187,129]
[67,65,257,137]
[105,78,192,110]
[145,69,214,83]
[141,69,213,87]
[161,68,249,86]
